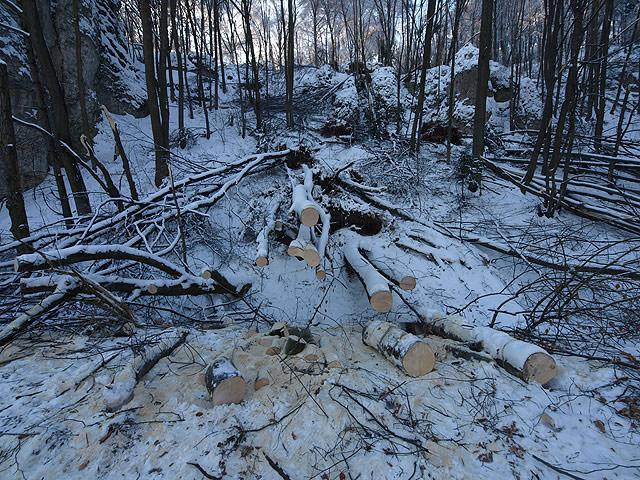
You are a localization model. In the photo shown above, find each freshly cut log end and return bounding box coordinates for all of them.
[399,276,417,291]
[523,352,557,384]
[363,321,435,377]
[255,256,269,267]
[402,342,435,377]
[287,243,305,259]
[303,245,321,268]
[201,268,212,280]
[315,268,326,280]
[370,290,392,313]
[205,358,247,406]
[300,206,320,226]
[146,284,159,295]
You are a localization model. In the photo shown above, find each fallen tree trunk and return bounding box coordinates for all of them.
[360,241,417,291]
[290,182,320,227]
[341,230,392,313]
[205,357,247,405]
[288,225,321,267]
[363,320,435,376]
[418,311,556,384]
[103,329,188,411]
[20,274,245,297]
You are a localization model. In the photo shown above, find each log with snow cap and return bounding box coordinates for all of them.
[340,230,392,313]
[205,357,247,405]
[360,240,417,291]
[363,321,435,376]
[288,224,321,267]
[422,312,557,384]
[290,180,320,227]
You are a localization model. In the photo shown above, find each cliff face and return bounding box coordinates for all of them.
[0,0,147,196]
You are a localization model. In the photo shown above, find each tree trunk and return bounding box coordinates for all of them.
[471,0,493,160]
[139,0,170,186]
[21,0,92,215]
[0,62,30,249]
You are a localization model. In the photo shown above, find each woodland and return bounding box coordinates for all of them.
[0,0,639,478]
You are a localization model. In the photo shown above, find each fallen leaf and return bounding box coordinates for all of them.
[78,460,89,471]
[509,445,525,459]
[593,419,605,433]
[478,452,493,463]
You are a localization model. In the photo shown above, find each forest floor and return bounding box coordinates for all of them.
[1,67,639,479]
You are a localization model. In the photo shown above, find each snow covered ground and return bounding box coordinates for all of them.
[1,65,639,479]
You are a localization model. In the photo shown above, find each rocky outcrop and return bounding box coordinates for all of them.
[0,8,48,196]
[0,0,146,196]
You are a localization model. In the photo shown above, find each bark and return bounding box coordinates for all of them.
[363,320,435,376]
[205,357,247,405]
[417,312,556,384]
[104,330,188,411]
[21,0,92,215]
[409,0,437,152]
[0,62,30,249]
[471,0,493,159]
[138,0,169,186]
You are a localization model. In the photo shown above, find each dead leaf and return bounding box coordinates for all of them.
[78,460,89,471]
[478,452,493,463]
[593,419,605,433]
[195,411,203,417]
[509,445,525,459]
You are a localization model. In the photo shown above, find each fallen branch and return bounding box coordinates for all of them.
[103,329,188,411]
[0,276,79,346]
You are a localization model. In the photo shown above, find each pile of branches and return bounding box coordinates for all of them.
[0,149,294,346]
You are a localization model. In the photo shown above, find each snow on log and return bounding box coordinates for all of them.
[288,225,321,267]
[205,357,247,405]
[421,312,557,384]
[256,199,281,267]
[20,274,241,297]
[14,245,186,277]
[0,276,79,346]
[360,241,417,291]
[363,321,435,377]
[103,330,188,412]
[340,230,392,313]
[314,201,331,280]
[290,180,320,227]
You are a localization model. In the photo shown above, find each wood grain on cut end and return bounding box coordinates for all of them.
[303,245,321,267]
[399,276,417,291]
[300,206,320,226]
[255,256,269,267]
[523,352,557,384]
[402,342,435,377]
[370,290,392,313]
[211,376,246,405]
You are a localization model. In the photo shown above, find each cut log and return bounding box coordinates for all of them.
[103,330,188,412]
[256,199,281,267]
[288,225,321,267]
[363,321,435,377]
[341,230,392,313]
[290,183,320,226]
[360,240,417,291]
[419,312,557,384]
[205,357,247,405]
